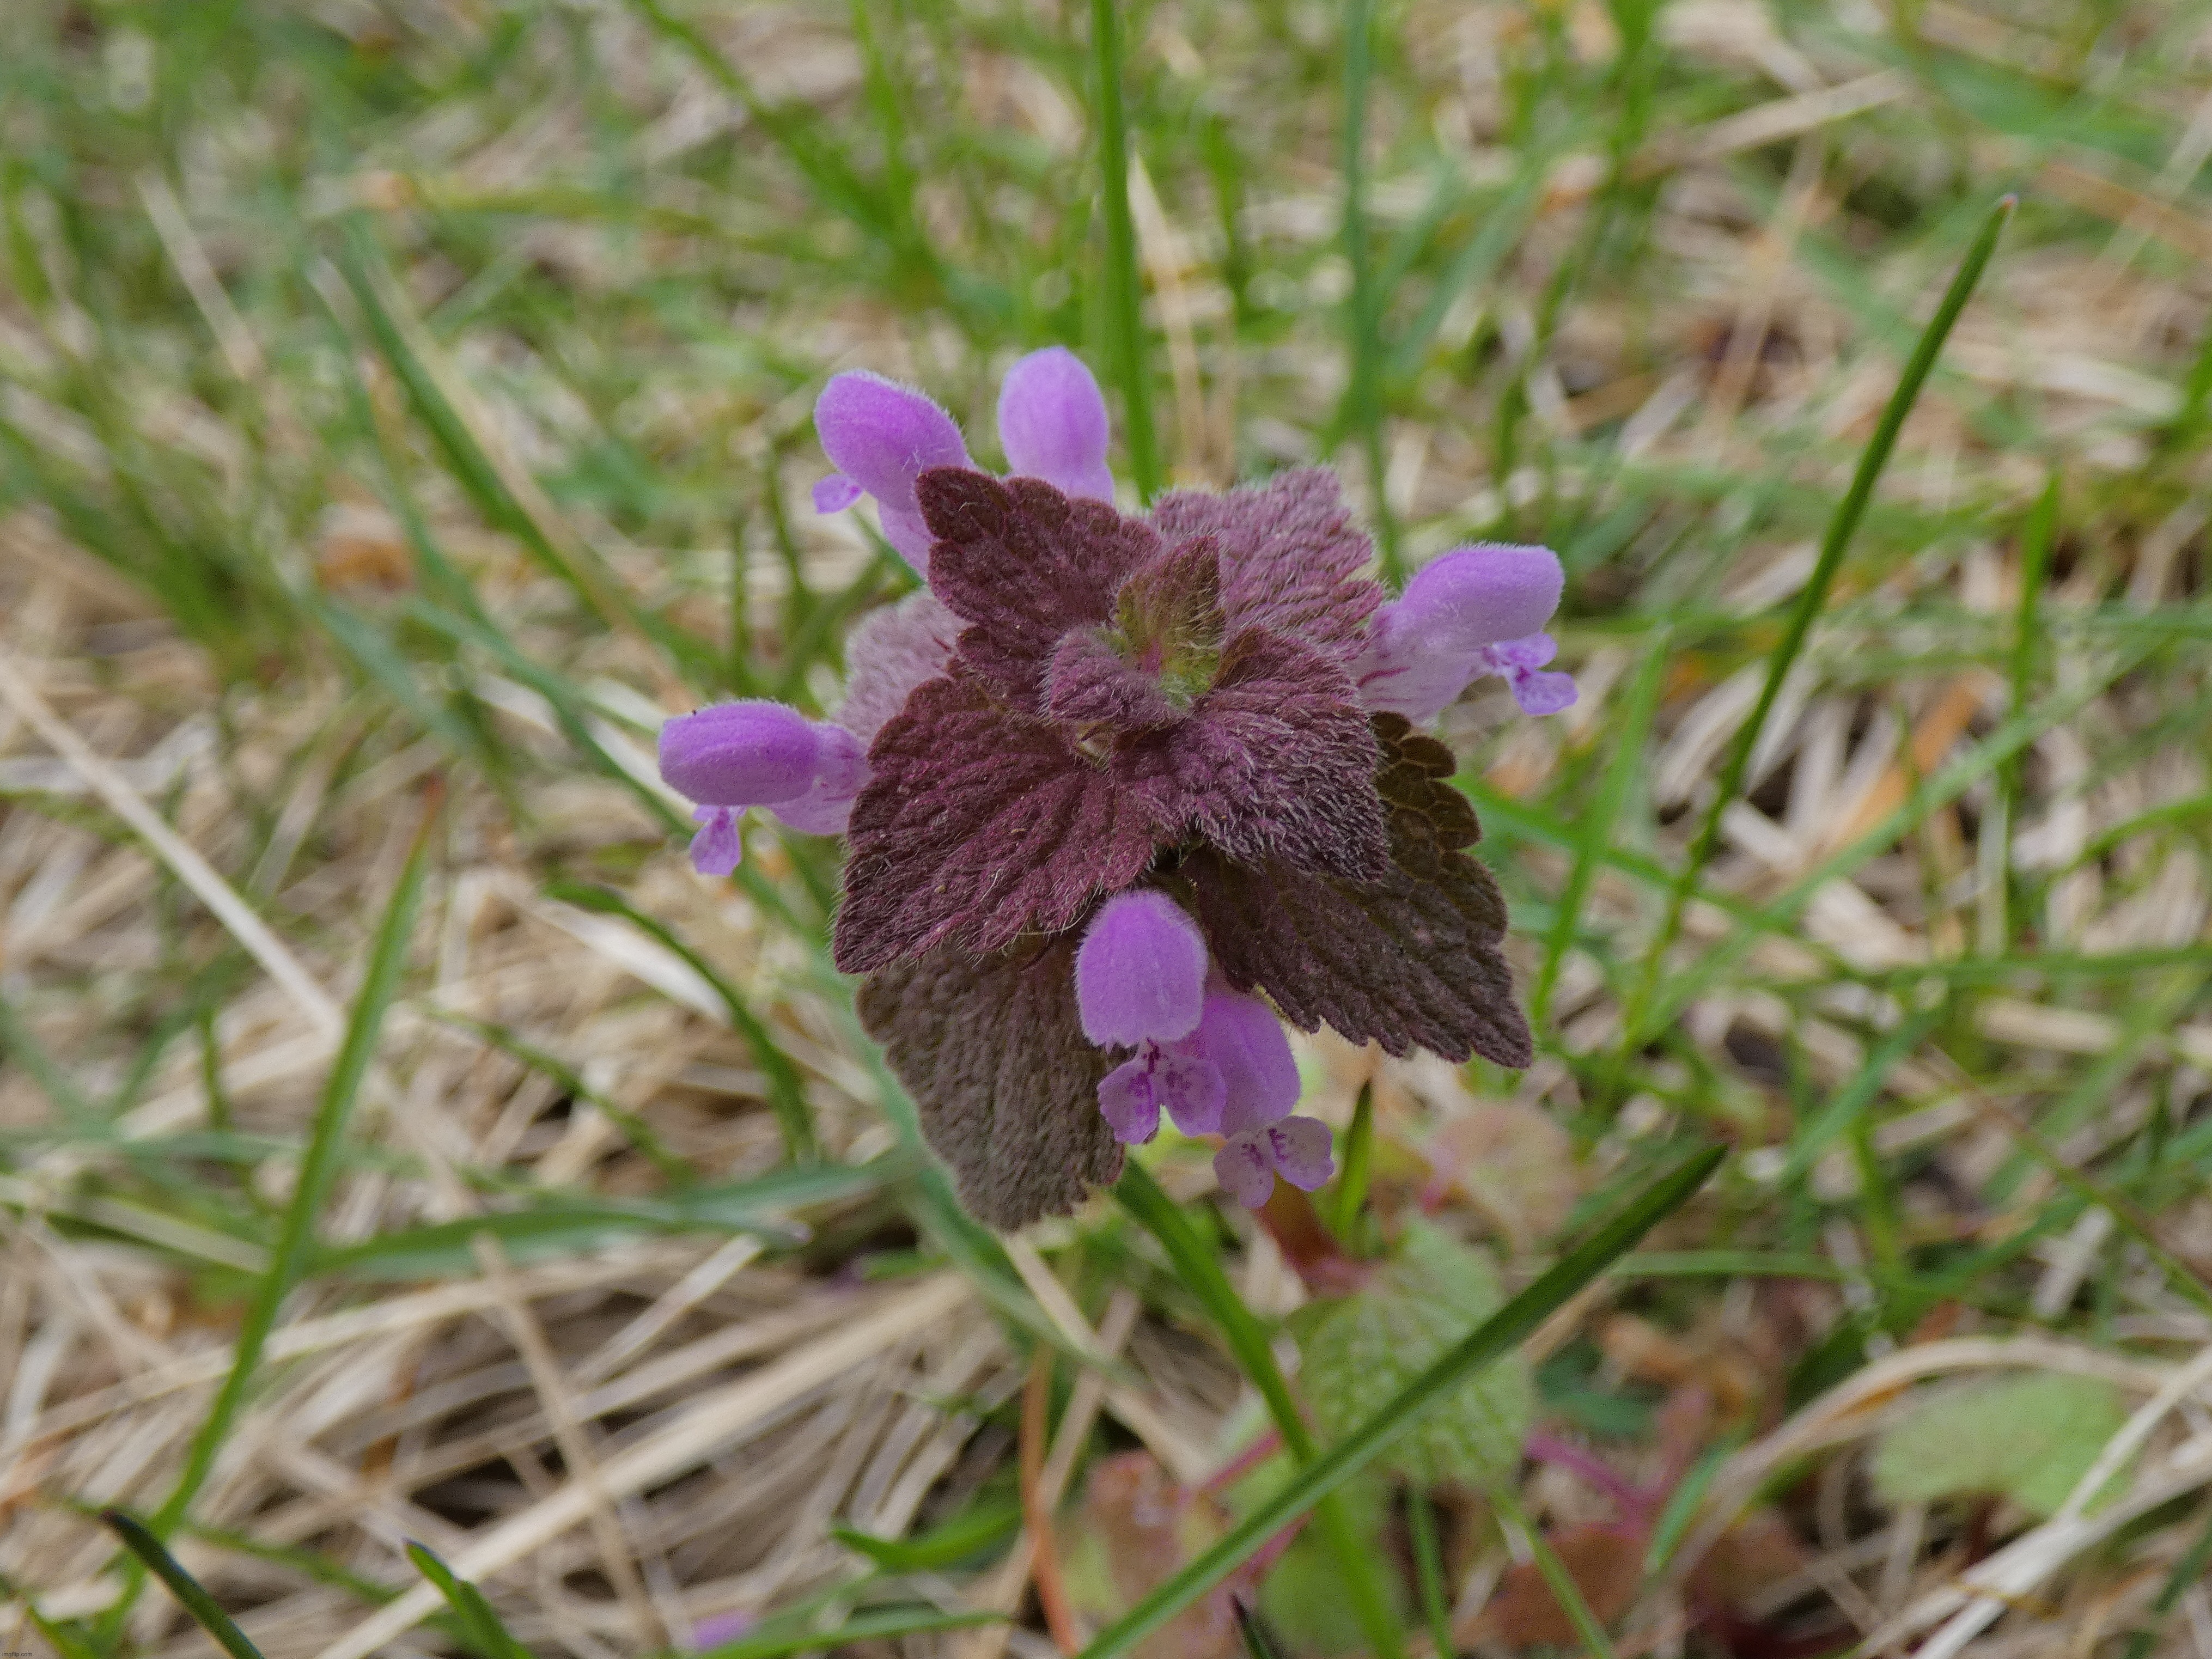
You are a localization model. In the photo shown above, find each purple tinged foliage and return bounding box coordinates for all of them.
[835,590,963,746]
[1075,891,1210,1047]
[659,345,1568,1226]
[833,672,1158,971]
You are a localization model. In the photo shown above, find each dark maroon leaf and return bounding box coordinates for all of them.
[858,938,1123,1229]
[1149,469,1385,661]
[1183,713,1532,1065]
[834,672,1159,972]
[918,469,1161,711]
[1120,628,1387,880]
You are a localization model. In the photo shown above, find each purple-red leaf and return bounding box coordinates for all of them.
[1045,629,1184,729]
[918,469,1161,711]
[1120,628,1386,880]
[857,938,1123,1229]
[1184,713,1532,1065]
[1149,469,1385,660]
[834,672,1159,972]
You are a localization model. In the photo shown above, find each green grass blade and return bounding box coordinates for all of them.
[1080,1145,1724,1659]
[1620,194,2015,1064]
[1090,0,1159,500]
[1115,1161,1406,1659]
[831,1497,1021,1573]
[545,880,816,1161]
[1232,1597,1292,1659]
[1339,0,1397,576]
[1326,1082,1375,1245]
[1531,630,1670,1027]
[406,1541,536,1659]
[2119,1503,2212,1659]
[102,1510,268,1659]
[1496,1485,1618,1659]
[147,795,437,1535]
[1406,1486,1456,1659]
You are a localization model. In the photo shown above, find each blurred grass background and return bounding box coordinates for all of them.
[3,0,2212,1655]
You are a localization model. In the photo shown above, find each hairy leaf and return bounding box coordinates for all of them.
[836,672,1157,971]
[856,938,1123,1229]
[837,590,963,745]
[919,468,1161,711]
[1149,470,1385,660]
[1296,1221,1533,1488]
[1186,715,1532,1064]
[1115,536,1227,707]
[1047,629,1185,730]
[1123,629,1385,880]
[1871,1373,2130,1519]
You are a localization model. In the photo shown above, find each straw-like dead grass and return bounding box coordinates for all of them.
[4,1,2212,1655]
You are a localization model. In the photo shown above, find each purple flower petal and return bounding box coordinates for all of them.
[815,372,974,573]
[1395,544,1563,654]
[1214,1130,1278,1208]
[659,700,821,807]
[814,372,971,513]
[1154,1041,1229,1137]
[1188,984,1302,1135]
[812,473,864,513]
[693,1610,757,1648]
[1350,613,1485,723]
[1351,548,1565,722]
[1075,891,1209,1047]
[997,346,1116,503]
[760,722,870,833]
[688,807,743,876]
[1098,1054,1165,1144]
[1486,632,1557,670]
[1264,1116,1336,1191]
[1508,667,1577,716]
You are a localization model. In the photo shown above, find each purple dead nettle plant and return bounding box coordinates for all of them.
[657,346,1574,1229]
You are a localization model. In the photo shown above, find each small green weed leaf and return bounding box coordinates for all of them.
[1297,1221,1534,1488]
[1872,1373,2130,1519]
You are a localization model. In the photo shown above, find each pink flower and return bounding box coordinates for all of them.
[1353,542,1575,721]
[813,347,1115,574]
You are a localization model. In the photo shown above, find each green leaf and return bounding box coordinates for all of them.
[1297,1221,1533,1489]
[1075,1144,1724,1659]
[1871,1373,2131,1520]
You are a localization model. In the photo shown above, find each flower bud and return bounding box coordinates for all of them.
[1395,543,1563,655]
[1075,891,1209,1048]
[659,700,821,807]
